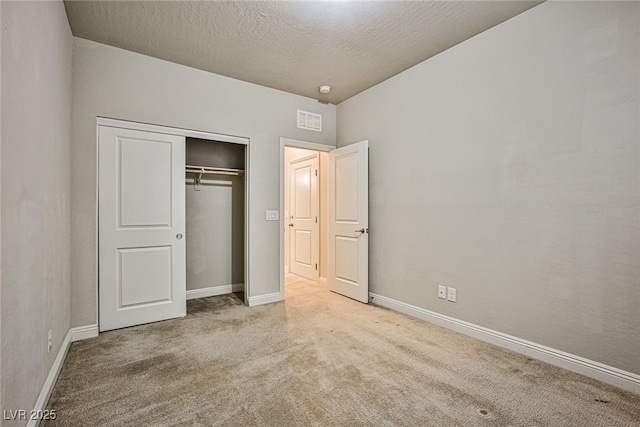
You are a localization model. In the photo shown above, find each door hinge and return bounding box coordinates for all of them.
[315,216,318,223]
[315,169,318,176]
[315,263,318,270]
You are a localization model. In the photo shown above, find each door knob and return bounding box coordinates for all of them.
[355,228,368,234]
[176,233,183,239]
[289,223,294,227]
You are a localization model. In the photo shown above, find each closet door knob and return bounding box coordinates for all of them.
[176,233,183,240]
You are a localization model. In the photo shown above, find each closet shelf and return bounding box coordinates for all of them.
[185,165,245,177]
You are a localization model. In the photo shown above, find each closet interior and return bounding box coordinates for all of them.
[185,137,246,302]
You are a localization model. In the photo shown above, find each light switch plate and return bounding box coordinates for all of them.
[266,210,279,221]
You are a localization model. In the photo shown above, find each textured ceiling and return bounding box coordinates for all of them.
[64,1,543,104]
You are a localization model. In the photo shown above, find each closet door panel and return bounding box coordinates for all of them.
[118,246,173,306]
[99,125,186,332]
[119,138,173,227]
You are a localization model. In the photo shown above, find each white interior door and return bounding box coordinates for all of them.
[99,126,186,332]
[328,140,369,303]
[289,154,319,281]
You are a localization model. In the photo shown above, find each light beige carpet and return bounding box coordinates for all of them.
[44,275,640,426]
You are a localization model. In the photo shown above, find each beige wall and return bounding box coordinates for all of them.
[1,1,72,423]
[338,1,639,374]
[71,39,336,326]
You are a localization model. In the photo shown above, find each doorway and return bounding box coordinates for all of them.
[287,151,319,281]
[185,138,246,303]
[280,137,370,303]
[284,145,329,283]
[280,139,333,295]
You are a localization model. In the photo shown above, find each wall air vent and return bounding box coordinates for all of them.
[297,110,322,132]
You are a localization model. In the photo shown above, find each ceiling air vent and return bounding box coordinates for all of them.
[297,110,322,132]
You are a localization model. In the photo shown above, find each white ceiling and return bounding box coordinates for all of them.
[64,1,543,104]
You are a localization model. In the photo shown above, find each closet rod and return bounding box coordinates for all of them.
[185,165,245,177]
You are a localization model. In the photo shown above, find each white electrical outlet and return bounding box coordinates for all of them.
[47,329,53,353]
[447,287,457,302]
[438,285,446,299]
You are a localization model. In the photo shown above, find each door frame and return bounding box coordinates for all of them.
[96,117,251,329]
[279,138,335,297]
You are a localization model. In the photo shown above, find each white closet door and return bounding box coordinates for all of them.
[98,126,186,332]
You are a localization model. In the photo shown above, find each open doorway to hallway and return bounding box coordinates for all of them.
[283,145,330,288]
[280,138,370,304]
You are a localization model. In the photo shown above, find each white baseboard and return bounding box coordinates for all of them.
[369,292,640,395]
[248,291,283,307]
[319,277,327,284]
[28,329,72,427]
[187,284,243,300]
[29,324,100,426]
[71,324,99,342]
[284,265,289,273]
